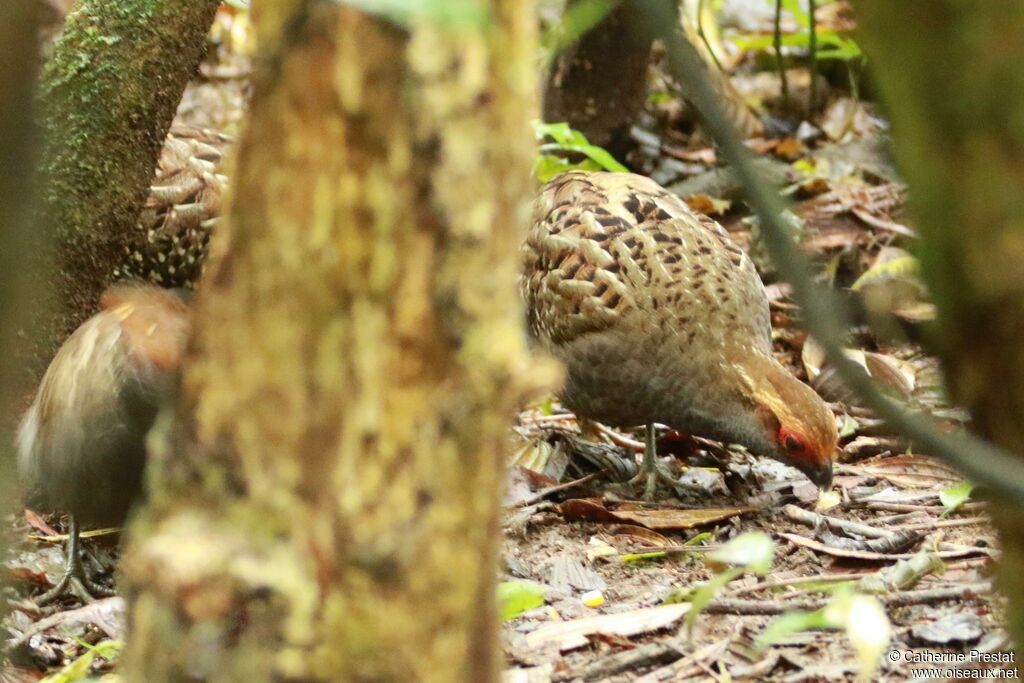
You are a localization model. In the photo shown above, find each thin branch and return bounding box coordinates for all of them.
[635,0,1024,502]
[774,0,789,109]
[808,0,817,114]
[695,0,724,72]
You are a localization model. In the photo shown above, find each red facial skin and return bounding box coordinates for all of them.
[776,424,832,490]
[778,425,811,460]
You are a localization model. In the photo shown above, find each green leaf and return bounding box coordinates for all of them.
[222,0,249,9]
[940,481,974,515]
[757,590,891,679]
[541,396,554,417]
[782,0,809,25]
[684,568,741,628]
[532,121,628,180]
[42,640,123,683]
[850,255,922,292]
[338,0,490,28]
[534,155,602,183]
[731,18,862,63]
[497,581,547,621]
[542,0,620,56]
[620,550,668,564]
[707,532,775,574]
[685,531,714,546]
[755,607,832,651]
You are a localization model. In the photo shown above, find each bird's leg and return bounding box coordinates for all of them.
[641,422,659,499]
[35,517,114,605]
[627,423,681,500]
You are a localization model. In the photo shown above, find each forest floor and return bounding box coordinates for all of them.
[3,3,1015,681]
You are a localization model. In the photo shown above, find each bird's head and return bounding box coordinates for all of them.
[734,351,838,490]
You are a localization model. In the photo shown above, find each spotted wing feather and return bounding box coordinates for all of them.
[523,171,771,355]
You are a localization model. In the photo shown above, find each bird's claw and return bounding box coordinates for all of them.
[35,569,113,606]
[34,519,114,606]
[35,568,114,606]
[627,463,682,501]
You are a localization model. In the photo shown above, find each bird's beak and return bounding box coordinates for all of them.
[799,458,833,492]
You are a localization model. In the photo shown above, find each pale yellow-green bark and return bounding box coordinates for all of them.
[121,3,554,681]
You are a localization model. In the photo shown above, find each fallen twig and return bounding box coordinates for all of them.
[702,581,992,615]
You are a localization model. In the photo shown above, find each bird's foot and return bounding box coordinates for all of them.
[627,462,682,501]
[34,518,115,606]
[35,565,113,606]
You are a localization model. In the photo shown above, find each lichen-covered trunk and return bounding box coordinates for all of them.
[34,0,218,350]
[121,2,549,681]
[856,0,1024,641]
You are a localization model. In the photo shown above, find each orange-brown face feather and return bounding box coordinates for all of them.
[101,283,191,373]
[771,380,838,464]
[735,350,838,487]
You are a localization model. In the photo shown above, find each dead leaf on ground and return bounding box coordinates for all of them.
[608,524,673,548]
[23,511,59,538]
[560,499,755,531]
[855,454,962,488]
[524,603,690,651]
[684,193,731,216]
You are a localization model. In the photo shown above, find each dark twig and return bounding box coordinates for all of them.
[695,0,724,72]
[774,0,789,109]
[515,471,604,507]
[703,581,992,615]
[807,0,817,115]
[635,0,1024,503]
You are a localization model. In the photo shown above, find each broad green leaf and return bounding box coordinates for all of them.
[542,0,620,56]
[850,255,922,292]
[940,481,974,515]
[532,121,628,181]
[497,581,547,621]
[533,154,602,183]
[782,0,808,24]
[339,0,490,28]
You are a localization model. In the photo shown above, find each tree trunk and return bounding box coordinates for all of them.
[35,0,218,350]
[541,2,761,159]
[1,0,46,506]
[121,3,552,681]
[543,2,655,155]
[856,0,1024,641]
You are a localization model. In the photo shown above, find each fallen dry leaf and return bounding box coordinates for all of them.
[560,499,755,531]
[525,603,690,651]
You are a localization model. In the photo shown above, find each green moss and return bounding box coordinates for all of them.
[34,0,219,335]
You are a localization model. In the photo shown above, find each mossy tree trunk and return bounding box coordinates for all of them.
[35,0,218,349]
[121,2,550,680]
[856,0,1024,641]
